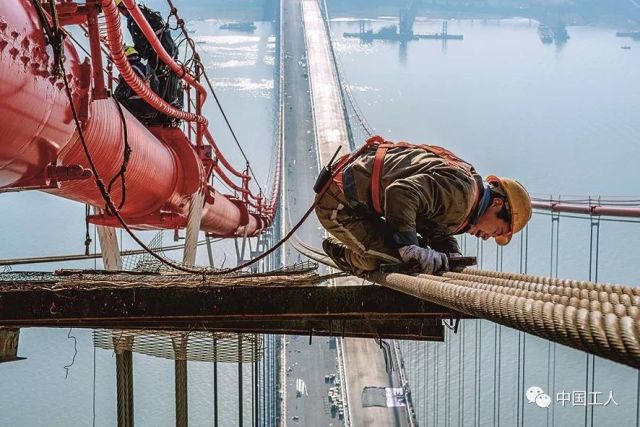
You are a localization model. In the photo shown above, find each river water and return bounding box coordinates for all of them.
[330,16,640,427]
[1,8,639,427]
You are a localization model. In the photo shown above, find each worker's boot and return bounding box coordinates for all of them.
[322,237,354,273]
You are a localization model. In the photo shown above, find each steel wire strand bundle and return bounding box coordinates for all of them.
[431,275,640,322]
[443,272,640,310]
[287,233,640,367]
[460,268,640,298]
[422,273,640,342]
[368,272,640,369]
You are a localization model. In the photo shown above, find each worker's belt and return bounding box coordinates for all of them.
[333,135,482,235]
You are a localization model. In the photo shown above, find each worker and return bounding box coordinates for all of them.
[316,135,532,275]
[113,45,159,124]
[115,0,183,121]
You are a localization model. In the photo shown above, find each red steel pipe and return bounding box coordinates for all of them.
[0,1,269,236]
[0,1,79,189]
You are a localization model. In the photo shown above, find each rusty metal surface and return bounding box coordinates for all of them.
[0,268,467,339]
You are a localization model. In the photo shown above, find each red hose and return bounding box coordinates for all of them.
[100,0,207,124]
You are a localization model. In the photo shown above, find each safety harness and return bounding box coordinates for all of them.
[331,135,482,234]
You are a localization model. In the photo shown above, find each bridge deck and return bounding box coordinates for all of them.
[299,2,415,425]
[302,0,349,166]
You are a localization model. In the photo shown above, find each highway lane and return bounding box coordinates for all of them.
[281,0,342,425]
[281,0,411,425]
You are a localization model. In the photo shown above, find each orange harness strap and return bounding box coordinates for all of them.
[330,136,479,228]
[330,153,352,194]
[370,144,390,215]
[369,138,480,231]
[331,135,386,194]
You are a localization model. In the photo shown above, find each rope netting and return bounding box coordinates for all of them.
[120,231,166,272]
[95,329,262,362]
[0,260,322,290]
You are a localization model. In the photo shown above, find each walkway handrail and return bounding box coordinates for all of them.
[204,129,245,178]
[532,200,640,218]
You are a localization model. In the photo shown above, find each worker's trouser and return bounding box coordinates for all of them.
[315,182,401,272]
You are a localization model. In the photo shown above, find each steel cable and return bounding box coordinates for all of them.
[366,271,640,369]
[289,231,640,368]
[442,272,640,310]
[458,268,640,298]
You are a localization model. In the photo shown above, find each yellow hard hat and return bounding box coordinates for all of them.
[486,175,532,246]
[123,45,138,57]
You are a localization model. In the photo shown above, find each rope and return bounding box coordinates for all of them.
[84,204,92,256]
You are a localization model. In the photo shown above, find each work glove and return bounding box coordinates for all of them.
[398,245,449,275]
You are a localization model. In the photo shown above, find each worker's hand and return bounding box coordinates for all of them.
[398,245,449,274]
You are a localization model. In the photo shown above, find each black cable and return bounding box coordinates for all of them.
[31,0,55,44]
[58,41,324,275]
[84,204,92,256]
[108,100,132,211]
[199,65,263,191]
[165,1,265,192]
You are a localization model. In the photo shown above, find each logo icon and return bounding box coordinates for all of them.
[526,386,552,408]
